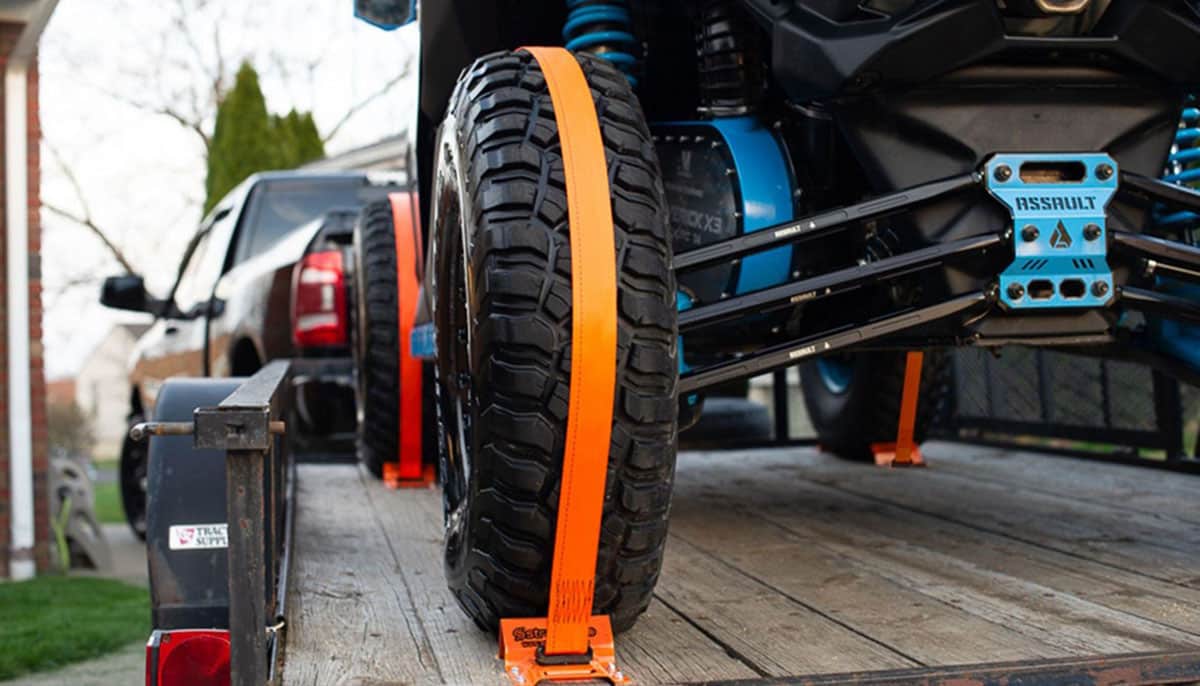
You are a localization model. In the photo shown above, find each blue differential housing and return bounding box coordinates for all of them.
[985,153,1117,310]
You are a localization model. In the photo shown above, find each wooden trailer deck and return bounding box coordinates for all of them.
[280,442,1200,685]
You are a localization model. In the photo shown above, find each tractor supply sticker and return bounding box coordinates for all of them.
[169,523,228,550]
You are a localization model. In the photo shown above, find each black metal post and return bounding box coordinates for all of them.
[772,370,790,443]
[1152,370,1185,461]
[227,449,267,686]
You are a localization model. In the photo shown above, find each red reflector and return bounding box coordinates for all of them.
[146,629,230,686]
[291,250,347,348]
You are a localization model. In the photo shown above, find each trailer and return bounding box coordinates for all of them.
[141,359,1200,686]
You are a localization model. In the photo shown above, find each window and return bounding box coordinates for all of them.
[171,230,213,317]
[232,178,393,265]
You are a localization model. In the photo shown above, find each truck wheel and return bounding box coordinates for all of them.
[430,50,678,633]
[119,413,148,540]
[352,197,434,479]
[800,351,949,462]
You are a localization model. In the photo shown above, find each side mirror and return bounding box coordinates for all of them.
[100,274,151,313]
[354,0,415,30]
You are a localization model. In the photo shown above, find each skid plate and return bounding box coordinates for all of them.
[985,153,1116,310]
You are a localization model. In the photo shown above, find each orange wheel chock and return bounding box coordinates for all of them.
[496,46,630,685]
[871,351,927,468]
[384,191,435,490]
[499,616,629,686]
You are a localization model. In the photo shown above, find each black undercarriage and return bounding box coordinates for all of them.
[415,0,1200,393]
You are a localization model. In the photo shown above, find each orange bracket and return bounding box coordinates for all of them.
[383,191,434,489]
[871,351,927,468]
[497,47,630,685]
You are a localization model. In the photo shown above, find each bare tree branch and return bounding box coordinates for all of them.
[321,62,412,144]
[44,141,140,274]
[43,203,139,275]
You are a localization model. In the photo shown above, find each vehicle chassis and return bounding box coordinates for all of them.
[671,158,1200,396]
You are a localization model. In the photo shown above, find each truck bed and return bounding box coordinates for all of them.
[280,442,1200,685]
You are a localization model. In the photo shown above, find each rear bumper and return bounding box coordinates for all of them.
[290,357,355,452]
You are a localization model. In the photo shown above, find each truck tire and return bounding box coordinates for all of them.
[800,351,949,462]
[119,413,148,540]
[352,198,435,479]
[430,50,678,633]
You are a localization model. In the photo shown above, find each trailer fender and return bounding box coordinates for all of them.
[145,377,243,631]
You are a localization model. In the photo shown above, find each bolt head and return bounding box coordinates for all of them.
[1092,280,1110,297]
[1021,225,1040,242]
[1083,223,1102,241]
[994,165,1013,182]
[1096,163,1114,181]
[1007,283,1025,300]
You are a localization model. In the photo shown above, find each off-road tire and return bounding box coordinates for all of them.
[801,351,950,462]
[352,200,436,478]
[430,50,678,634]
[119,413,148,540]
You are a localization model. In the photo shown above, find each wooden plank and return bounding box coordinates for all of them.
[752,446,1200,589]
[668,482,1072,665]
[926,442,1200,526]
[656,535,918,675]
[356,472,504,686]
[360,462,761,684]
[673,449,1200,656]
[282,465,439,685]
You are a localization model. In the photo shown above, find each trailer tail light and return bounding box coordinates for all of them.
[292,250,347,348]
[146,629,230,686]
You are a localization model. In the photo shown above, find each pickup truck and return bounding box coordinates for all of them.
[100,170,402,537]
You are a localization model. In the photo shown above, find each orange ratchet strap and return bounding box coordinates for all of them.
[497,47,630,685]
[382,191,433,488]
[872,351,926,467]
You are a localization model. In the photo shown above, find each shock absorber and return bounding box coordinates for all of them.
[1160,104,1200,233]
[563,0,640,85]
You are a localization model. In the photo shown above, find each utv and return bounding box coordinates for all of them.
[353,0,1200,635]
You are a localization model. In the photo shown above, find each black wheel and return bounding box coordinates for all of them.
[430,50,678,634]
[119,413,147,540]
[801,351,950,462]
[352,198,436,479]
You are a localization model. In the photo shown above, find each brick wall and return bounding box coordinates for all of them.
[0,20,51,576]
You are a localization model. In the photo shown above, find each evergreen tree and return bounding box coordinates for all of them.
[205,63,274,213]
[272,110,325,169]
[204,63,327,213]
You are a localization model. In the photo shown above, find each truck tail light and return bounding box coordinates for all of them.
[291,250,347,348]
[146,629,231,686]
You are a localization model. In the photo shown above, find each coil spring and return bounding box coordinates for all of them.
[1159,104,1200,232]
[563,0,639,85]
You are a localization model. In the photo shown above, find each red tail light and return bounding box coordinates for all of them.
[291,250,347,348]
[146,629,230,686]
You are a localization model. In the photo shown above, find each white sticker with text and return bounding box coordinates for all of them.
[169,523,228,550]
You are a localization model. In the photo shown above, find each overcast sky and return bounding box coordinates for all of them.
[39,1,418,379]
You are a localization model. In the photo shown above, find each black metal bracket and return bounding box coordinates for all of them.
[680,233,1003,332]
[673,172,983,273]
[680,291,990,394]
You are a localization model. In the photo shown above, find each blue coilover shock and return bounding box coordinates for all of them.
[1160,104,1200,231]
[563,0,640,85]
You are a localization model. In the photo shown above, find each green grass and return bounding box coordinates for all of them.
[0,576,149,680]
[91,467,124,525]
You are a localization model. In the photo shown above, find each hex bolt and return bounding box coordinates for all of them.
[1021,225,1040,242]
[1083,223,1102,241]
[1096,163,1114,181]
[993,165,1012,182]
[1007,282,1025,300]
[1092,281,1110,297]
